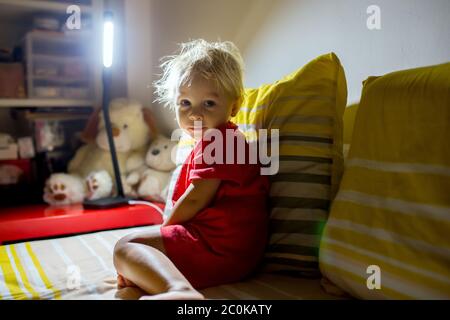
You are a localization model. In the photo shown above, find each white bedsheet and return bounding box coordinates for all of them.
[0,225,339,300]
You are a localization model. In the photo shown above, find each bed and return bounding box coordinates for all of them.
[0,224,339,300]
[0,53,348,300]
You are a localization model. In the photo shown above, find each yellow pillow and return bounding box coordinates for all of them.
[319,62,450,298]
[233,53,347,277]
[343,103,359,159]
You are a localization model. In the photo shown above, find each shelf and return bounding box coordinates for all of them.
[0,0,102,109]
[33,53,84,63]
[33,75,90,84]
[27,30,92,45]
[0,203,164,245]
[0,98,95,107]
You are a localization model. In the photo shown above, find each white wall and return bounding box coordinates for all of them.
[124,0,260,135]
[242,0,450,104]
[124,0,450,134]
[124,0,152,105]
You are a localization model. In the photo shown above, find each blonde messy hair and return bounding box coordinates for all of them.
[154,39,245,110]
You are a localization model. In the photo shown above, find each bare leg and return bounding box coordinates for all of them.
[113,227,204,300]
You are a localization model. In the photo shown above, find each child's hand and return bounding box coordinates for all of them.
[164,179,221,226]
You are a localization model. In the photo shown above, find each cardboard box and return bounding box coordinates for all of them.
[0,158,32,185]
[0,63,26,98]
[0,143,18,160]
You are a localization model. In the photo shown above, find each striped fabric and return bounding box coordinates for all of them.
[0,228,125,300]
[164,53,347,277]
[319,62,450,299]
[0,226,339,300]
[234,53,347,277]
[342,103,359,159]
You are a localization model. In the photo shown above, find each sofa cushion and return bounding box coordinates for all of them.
[343,103,359,159]
[319,62,450,299]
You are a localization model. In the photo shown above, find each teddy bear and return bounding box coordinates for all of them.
[43,98,158,206]
[126,135,177,203]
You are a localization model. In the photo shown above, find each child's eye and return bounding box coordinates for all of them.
[204,100,216,107]
[179,99,191,107]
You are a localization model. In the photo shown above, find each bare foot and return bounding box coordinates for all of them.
[139,288,204,300]
[117,274,138,289]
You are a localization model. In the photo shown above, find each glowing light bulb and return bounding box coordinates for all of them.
[103,17,114,68]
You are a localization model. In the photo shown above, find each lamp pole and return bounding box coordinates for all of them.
[84,11,129,208]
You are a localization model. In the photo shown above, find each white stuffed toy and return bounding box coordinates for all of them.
[43,98,158,206]
[43,170,112,206]
[43,173,85,206]
[85,170,114,200]
[126,135,177,203]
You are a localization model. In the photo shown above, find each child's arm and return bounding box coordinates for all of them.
[163,179,221,226]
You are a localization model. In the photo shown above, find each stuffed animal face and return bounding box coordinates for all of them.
[96,99,153,152]
[145,136,177,171]
[43,173,85,206]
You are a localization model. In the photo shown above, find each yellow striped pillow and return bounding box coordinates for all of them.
[343,103,359,159]
[233,53,347,277]
[319,62,450,299]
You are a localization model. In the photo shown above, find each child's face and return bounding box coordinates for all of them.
[174,74,239,138]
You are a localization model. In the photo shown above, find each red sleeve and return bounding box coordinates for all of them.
[189,137,250,185]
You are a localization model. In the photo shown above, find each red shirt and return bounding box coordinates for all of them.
[160,121,269,289]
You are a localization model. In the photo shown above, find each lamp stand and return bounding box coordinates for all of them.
[83,67,131,209]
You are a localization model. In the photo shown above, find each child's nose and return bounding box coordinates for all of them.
[189,112,203,121]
